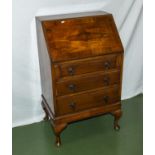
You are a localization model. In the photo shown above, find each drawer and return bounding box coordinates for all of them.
[56,70,120,96]
[56,85,120,116]
[54,54,121,79]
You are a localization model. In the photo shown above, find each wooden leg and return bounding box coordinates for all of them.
[41,100,49,121]
[52,123,67,147]
[111,109,122,131]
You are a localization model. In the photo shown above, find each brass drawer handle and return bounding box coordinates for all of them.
[104,61,111,69]
[68,84,76,91]
[103,96,109,103]
[103,76,110,85]
[69,102,76,110]
[68,67,75,75]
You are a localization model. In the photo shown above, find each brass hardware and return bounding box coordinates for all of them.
[103,76,110,85]
[68,84,76,91]
[68,67,75,75]
[69,102,76,110]
[103,96,109,103]
[104,61,111,69]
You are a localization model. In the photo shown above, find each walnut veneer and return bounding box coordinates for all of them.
[36,11,124,147]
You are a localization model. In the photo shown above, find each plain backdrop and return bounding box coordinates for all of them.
[12,0,143,127]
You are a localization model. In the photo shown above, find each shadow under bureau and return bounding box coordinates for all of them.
[36,11,124,146]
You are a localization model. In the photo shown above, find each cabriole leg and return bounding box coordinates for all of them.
[111,109,122,131]
[52,123,67,147]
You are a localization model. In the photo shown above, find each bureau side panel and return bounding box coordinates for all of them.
[36,19,55,114]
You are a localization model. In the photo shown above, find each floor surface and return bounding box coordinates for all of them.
[13,94,143,155]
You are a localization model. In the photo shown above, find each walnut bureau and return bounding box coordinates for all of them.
[36,11,124,146]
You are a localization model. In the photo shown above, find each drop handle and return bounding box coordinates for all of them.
[69,102,76,110]
[104,61,111,69]
[68,67,75,75]
[103,96,109,103]
[68,84,76,91]
[103,76,110,85]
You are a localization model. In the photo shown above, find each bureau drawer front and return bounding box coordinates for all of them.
[56,70,120,96]
[54,54,121,79]
[56,85,120,116]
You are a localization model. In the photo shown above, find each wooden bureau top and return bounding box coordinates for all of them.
[41,11,124,62]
